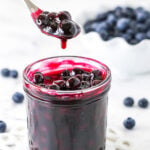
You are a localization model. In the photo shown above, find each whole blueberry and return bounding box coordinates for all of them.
[58,11,71,21]
[106,14,117,26]
[12,92,24,103]
[123,117,136,130]
[72,68,84,75]
[0,121,7,133]
[53,80,66,90]
[135,33,146,42]
[33,72,44,84]
[114,6,123,18]
[96,12,108,22]
[146,30,150,39]
[135,23,148,32]
[82,73,91,82]
[123,97,134,107]
[61,20,77,37]
[1,68,10,77]
[10,70,18,78]
[136,11,148,22]
[129,39,139,45]
[122,34,133,42]
[138,98,149,108]
[95,22,109,33]
[61,70,71,80]
[116,18,130,31]
[84,21,96,33]
[136,7,144,12]
[123,7,136,19]
[92,70,103,80]
[126,29,135,36]
[99,30,110,41]
[66,76,81,90]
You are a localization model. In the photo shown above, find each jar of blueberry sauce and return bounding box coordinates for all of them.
[23,56,111,150]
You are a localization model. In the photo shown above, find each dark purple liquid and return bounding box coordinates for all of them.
[24,57,111,150]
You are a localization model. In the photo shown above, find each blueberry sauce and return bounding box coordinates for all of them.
[23,56,111,150]
[31,9,81,49]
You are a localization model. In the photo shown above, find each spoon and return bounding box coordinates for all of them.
[24,0,81,49]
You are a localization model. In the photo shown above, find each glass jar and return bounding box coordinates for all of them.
[23,56,111,150]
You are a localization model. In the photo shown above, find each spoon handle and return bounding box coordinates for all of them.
[24,0,39,13]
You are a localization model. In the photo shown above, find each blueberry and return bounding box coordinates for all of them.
[136,11,148,22]
[123,97,134,107]
[1,68,10,77]
[12,92,24,103]
[114,6,123,18]
[123,7,136,19]
[92,80,102,86]
[0,121,7,133]
[61,70,71,80]
[99,30,110,41]
[96,12,108,22]
[53,80,66,90]
[136,7,144,12]
[129,39,139,45]
[84,21,95,33]
[72,68,84,75]
[10,70,18,78]
[58,11,71,21]
[48,12,57,21]
[138,98,149,108]
[36,14,49,28]
[116,18,130,31]
[75,74,82,81]
[92,70,103,80]
[79,81,90,89]
[122,34,133,42]
[135,24,148,32]
[106,14,117,26]
[123,117,136,130]
[95,22,109,32]
[61,20,77,37]
[126,29,135,36]
[147,30,150,39]
[82,73,91,82]
[66,76,81,90]
[33,72,44,84]
[135,33,146,42]
[47,84,60,90]
[48,20,58,32]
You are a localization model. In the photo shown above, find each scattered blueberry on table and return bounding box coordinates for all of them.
[123,117,136,130]
[84,7,150,44]
[10,70,18,78]
[12,92,24,103]
[124,97,134,107]
[138,98,149,108]
[0,121,7,133]
[1,68,10,77]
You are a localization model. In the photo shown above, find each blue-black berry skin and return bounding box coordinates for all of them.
[124,97,134,107]
[116,18,130,31]
[12,92,24,103]
[123,117,136,130]
[0,121,7,133]
[10,70,18,78]
[138,98,149,108]
[1,68,10,77]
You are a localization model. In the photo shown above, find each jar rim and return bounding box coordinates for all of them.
[23,56,111,96]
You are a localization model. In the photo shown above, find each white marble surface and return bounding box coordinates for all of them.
[0,0,150,149]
